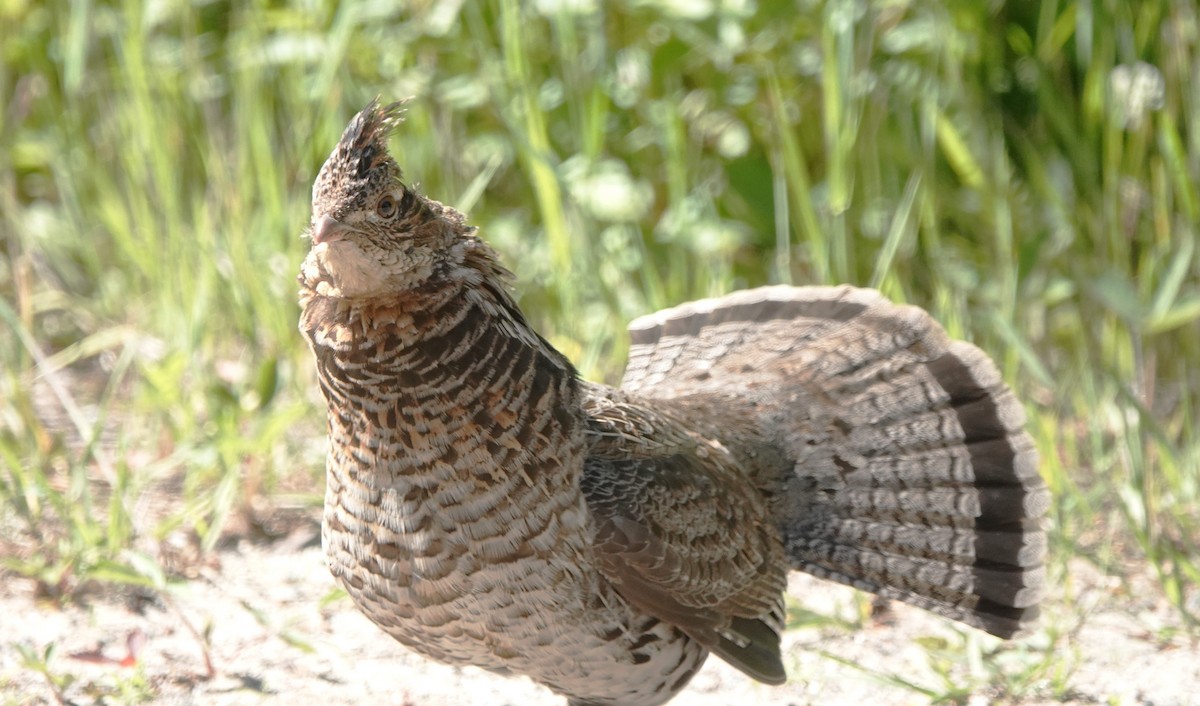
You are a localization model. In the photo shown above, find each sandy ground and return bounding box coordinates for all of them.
[1,528,1197,706]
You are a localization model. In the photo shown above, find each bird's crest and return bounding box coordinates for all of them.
[335,97,409,180]
[312,98,411,218]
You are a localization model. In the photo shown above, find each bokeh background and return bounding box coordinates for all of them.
[2,0,1198,702]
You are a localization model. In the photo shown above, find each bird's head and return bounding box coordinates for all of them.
[300,98,479,300]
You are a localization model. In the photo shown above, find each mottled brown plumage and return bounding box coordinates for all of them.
[298,100,1049,706]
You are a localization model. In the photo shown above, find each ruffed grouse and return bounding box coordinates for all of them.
[299,100,1048,706]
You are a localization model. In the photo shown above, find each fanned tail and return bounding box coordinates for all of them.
[621,286,1048,638]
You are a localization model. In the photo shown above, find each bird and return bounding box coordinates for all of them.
[298,99,1049,706]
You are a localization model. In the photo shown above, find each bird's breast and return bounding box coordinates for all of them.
[302,293,707,704]
[309,298,604,655]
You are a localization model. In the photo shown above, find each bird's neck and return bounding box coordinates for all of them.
[299,264,582,487]
[298,254,572,379]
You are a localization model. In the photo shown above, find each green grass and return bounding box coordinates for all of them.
[2,0,1198,700]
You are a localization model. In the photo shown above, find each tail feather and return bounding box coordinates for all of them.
[826,517,1046,568]
[808,539,1044,606]
[799,558,1040,637]
[621,285,1047,638]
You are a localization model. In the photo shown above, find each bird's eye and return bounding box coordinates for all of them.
[376,195,398,219]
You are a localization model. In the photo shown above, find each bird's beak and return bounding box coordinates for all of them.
[311,214,352,245]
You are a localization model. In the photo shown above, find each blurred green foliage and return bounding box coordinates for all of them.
[0,0,1197,664]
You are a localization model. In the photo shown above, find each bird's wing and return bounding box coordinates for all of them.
[581,386,788,684]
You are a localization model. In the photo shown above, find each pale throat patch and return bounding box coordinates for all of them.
[307,241,391,299]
